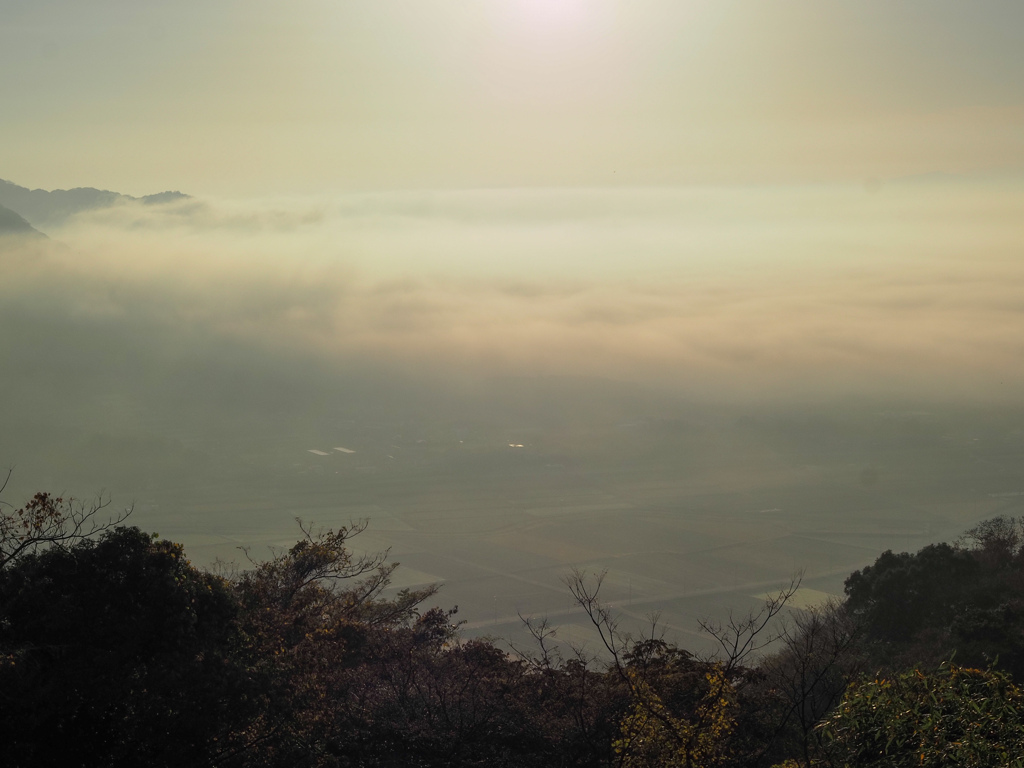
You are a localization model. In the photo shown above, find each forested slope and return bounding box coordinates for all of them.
[4,487,1024,767]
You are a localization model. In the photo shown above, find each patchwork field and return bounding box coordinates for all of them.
[6,383,1024,660]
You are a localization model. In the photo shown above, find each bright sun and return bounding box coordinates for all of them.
[513,0,591,30]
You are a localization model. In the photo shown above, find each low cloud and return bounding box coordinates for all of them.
[5,181,1024,407]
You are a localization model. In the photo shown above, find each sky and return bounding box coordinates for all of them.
[2,0,1023,195]
[2,1,1024,409]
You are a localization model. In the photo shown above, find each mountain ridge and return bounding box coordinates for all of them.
[0,178,189,229]
[0,203,46,239]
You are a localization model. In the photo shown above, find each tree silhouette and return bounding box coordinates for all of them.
[0,471,131,570]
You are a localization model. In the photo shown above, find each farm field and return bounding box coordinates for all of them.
[9,393,1012,659]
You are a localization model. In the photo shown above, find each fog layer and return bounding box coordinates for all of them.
[5,180,1024,405]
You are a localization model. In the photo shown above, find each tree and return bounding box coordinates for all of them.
[613,664,736,768]
[0,471,131,569]
[958,515,1024,567]
[844,544,978,644]
[227,519,444,765]
[819,664,1024,768]
[752,601,864,767]
[845,519,1024,680]
[0,525,252,768]
[562,569,799,768]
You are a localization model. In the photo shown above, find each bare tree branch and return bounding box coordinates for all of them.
[511,613,562,671]
[698,572,803,677]
[0,487,132,569]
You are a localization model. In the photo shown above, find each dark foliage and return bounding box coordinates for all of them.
[5,491,1024,768]
[845,516,1024,679]
[0,526,253,767]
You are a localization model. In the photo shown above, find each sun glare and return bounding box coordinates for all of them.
[519,0,589,27]
[499,0,593,33]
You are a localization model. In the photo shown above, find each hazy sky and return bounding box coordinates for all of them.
[3,0,1023,195]
[3,2,1024,412]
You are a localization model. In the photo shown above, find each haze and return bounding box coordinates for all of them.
[3,1,1024,652]
[4,1,1024,194]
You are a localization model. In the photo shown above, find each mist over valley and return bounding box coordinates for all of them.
[4,176,1024,652]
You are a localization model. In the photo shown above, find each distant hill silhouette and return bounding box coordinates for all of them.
[140,190,190,205]
[0,178,189,229]
[0,203,46,239]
